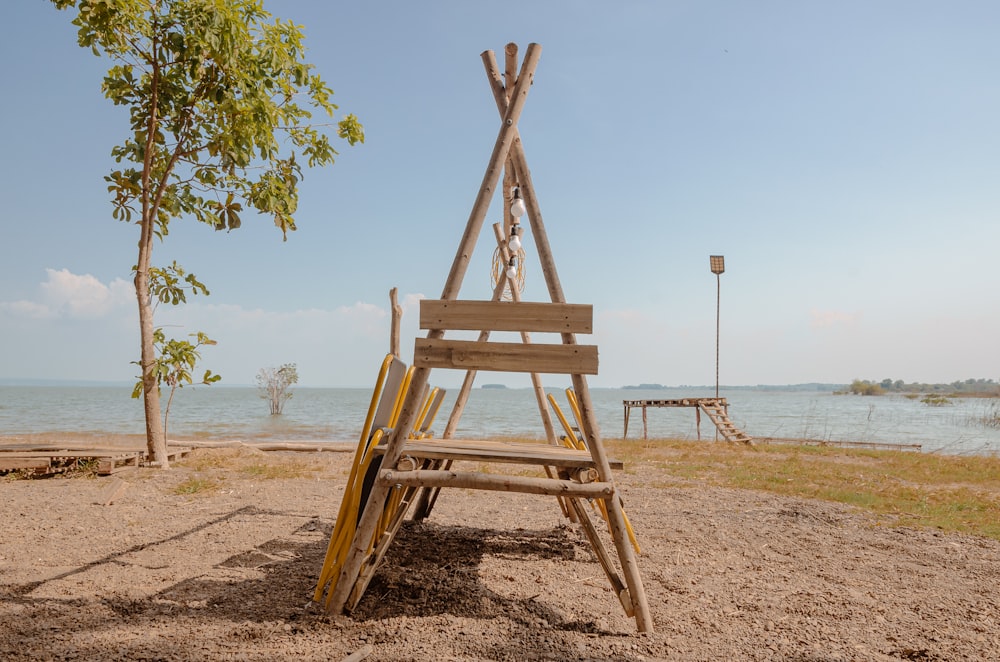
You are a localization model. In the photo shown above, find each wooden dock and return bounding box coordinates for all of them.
[622,398,753,445]
[0,445,191,476]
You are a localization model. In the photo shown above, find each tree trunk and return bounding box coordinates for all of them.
[135,226,168,468]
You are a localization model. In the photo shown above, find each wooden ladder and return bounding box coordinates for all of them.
[699,400,753,445]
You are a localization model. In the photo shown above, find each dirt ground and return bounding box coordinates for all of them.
[2,444,999,661]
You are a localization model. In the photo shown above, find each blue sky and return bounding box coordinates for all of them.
[2,1,999,388]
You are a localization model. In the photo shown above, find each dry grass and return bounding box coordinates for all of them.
[172,476,221,495]
[238,460,318,480]
[169,447,327,493]
[605,438,1000,541]
[182,447,324,475]
[160,441,1000,541]
[363,436,1000,541]
[181,446,267,471]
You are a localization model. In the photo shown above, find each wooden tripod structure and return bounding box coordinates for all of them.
[318,43,653,632]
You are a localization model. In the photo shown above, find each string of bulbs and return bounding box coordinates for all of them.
[491,186,527,299]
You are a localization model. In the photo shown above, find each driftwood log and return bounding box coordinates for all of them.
[166,440,354,453]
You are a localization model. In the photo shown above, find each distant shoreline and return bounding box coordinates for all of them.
[1,380,848,392]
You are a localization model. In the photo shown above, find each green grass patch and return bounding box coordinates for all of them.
[605,437,1000,541]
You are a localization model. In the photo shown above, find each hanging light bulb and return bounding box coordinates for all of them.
[505,256,517,281]
[508,223,522,252]
[510,187,526,219]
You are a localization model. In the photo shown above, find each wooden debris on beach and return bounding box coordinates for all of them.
[0,440,350,477]
[98,477,130,505]
[0,449,142,475]
[756,437,922,452]
[341,645,374,662]
[0,446,192,475]
[166,440,356,453]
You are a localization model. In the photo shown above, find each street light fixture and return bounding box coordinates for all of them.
[710,255,725,399]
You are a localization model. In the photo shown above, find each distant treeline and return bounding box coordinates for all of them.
[843,378,1000,396]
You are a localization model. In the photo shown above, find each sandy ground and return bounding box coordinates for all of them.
[2,444,999,661]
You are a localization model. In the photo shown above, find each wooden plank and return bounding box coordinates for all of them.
[0,456,51,471]
[483,49,655,630]
[414,338,598,375]
[623,398,728,408]
[420,299,592,334]
[379,438,623,470]
[757,437,922,452]
[379,469,615,498]
[0,450,144,474]
[373,358,409,430]
[98,477,130,505]
[166,440,356,452]
[0,450,142,458]
[97,452,145,475]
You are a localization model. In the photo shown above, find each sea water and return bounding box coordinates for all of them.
[1,385,998,455]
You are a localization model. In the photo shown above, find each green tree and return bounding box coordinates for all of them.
[52,0,363,467]
[256,363,298,415]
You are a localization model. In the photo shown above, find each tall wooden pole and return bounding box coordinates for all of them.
[715,273,720,400]
[389,287,402,358]
[439,44,542,302]
[481,48,653,633]
[326,45,542,617]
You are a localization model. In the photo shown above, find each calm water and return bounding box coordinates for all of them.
[1,385,998,456]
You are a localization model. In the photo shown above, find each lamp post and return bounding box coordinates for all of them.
[710,255,725,400]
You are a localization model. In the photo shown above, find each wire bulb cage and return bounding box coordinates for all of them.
[491,245,526,300]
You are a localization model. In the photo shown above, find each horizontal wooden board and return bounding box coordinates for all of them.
[375,437,622,470]
[0,457,51,471]
[0,450,145,475]
[379,469,615,498]
[622,398,727,408]
[414,338,598,375]
[420,300,592,334]
[0,447,191,475]
[0,450,143,458]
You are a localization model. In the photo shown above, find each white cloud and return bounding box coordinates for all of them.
[400,292,425,315]
[0,268,132,321]
[0,300,56,319]
[38,268,132,319]
[334,301,387,334]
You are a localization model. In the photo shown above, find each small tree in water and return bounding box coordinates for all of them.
[257,364,298,415]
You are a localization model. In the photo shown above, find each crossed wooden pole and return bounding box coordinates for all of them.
[323,43,653,633]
